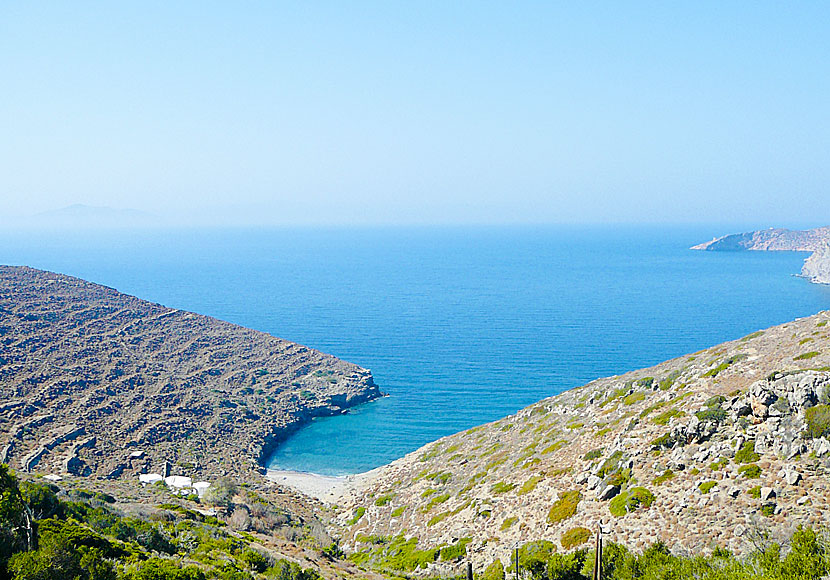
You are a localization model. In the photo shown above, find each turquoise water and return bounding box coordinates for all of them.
[1,225,828,475]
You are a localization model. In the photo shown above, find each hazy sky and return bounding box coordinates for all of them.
[2,2,828,226]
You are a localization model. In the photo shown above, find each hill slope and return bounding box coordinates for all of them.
[0,265,380,481]
[339,312,830,572]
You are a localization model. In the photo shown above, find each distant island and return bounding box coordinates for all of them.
[692,226,830,284]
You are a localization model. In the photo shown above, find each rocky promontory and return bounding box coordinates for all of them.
[692,226,830,284]
[691,226,830,252]
[0,266,381,483]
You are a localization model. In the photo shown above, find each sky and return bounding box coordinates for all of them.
[1,2,828,227]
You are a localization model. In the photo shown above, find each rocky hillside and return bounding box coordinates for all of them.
[0,266,380,482]
[338,312,830,573]
[691,226,830,252]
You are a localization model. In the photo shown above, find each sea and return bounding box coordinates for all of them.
[2,224,828,476]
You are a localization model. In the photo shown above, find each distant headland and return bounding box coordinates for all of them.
[693,226,830,284]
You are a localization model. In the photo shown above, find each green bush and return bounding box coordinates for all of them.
[422,492,450,512]
[513,540,557,579]
[709,457,728,471]
[703,354,746,377]
[547,490,581,524]
[794,351,821,361]
[636,377,655,389]
[623,392,646,406]
[654,469,675,485]
[735,440,760,463]
[500,517,518,531]
[482,559,505,580]
[695,407,727,423]
[439,537,470,561]
[582,448,603,461]
[517,476,542,496]
[650,433,674,449]
[699,481,717,494]
[561,527,592,550]
[738,464,762,478]
[805,405,830,439]
[374,493,395,506]
[609,487,655,517]
[652,408,685,425]
[490,482,517,494]
[346,507,366,525]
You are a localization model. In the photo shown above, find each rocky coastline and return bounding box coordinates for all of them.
[692,226,830,284]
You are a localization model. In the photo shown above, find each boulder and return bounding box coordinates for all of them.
[784,470,802,486]
[596,484,620,501]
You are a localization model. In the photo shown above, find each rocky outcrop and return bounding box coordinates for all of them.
[338,312,830,570]
[0,266,381,481]
[693,226,830,286]
[801,241,830,284]
[691,226,830,252]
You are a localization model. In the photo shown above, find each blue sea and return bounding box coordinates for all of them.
[2,225,828,475]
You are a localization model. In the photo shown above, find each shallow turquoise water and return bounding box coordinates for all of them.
[1,225,828,475]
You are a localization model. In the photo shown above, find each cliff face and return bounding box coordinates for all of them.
[338,312,830,571]
[0,266,381,481]
[691,226,830,252]
[801,242,830,285]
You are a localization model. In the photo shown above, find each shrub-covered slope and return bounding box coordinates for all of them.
[339,312,830,572]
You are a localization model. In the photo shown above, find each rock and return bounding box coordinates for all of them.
[797,495,811,505]
[597,484,620,501]
[814,438,830,458]
[760,487,776,502]
[727,486,741,498]
[784,470,802,486]
[734,524,746,536]
[587,475,602,490]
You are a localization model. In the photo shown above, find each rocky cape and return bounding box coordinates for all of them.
[0,265,381,482]
[692,226,830,284]
[337,312,830,573]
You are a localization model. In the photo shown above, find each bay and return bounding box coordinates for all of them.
[1,224,828,475]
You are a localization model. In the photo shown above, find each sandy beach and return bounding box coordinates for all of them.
[266,467,381,504]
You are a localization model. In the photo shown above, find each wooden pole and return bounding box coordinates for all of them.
[467,561,473,580]
[592,523,603,580]
[515,546,520,580]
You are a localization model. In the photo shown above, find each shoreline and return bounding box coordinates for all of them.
[265,466,381,504]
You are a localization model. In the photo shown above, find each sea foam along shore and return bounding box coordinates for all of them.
[266,467,381,504]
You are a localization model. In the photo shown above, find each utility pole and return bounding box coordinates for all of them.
[467,561,473,580]
[515,545,520,580]
[592,522,603,580]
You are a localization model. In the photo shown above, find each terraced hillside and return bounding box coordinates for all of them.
[0,266,380,481]
[339,312,830,574]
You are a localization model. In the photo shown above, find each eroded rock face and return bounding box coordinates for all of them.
[339,312,830,571]
[0,266,380,481]
[802,241,830,285]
